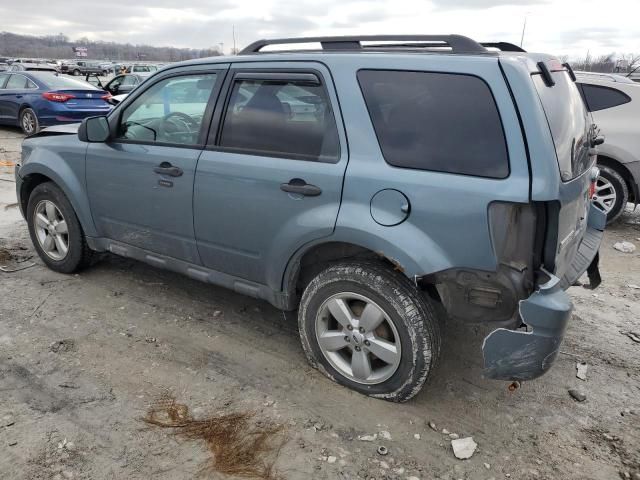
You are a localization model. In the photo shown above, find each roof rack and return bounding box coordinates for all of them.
[239,35,487,55]
[480,42,526,52]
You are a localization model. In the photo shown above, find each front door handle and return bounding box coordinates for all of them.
[153,162,183,177]
[280,178,322,197]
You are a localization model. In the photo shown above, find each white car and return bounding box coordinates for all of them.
[577,74,640,222]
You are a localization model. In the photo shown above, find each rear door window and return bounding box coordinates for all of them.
[219,74,340,162]
[578,83,631,112]
[533,70,592,181]
[357,70,509,178]
[5,74,28,89]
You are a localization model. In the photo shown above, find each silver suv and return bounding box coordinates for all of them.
[15,35,605,401]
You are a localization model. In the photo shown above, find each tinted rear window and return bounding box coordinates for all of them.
[357,70,509,178]
[29,73,99,90]
[579,83,631,112]
[533,71,592,181]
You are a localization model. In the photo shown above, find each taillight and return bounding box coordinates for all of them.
[42,92,75,102]
[101,93,112,101]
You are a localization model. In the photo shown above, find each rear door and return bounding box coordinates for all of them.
[1,74,33,120]
[0,73,10,121]
[531,66,597,278]
[193,62,348,289]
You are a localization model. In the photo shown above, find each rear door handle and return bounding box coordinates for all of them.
[153,162,183,177]
[280,178,322,197]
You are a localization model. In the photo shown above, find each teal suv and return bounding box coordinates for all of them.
[15,35,605,401]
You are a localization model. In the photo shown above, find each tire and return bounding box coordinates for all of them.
[595,165,628,224]
[26,182,95,273]
[73,69,81,76]
[298,261,441,402]
[20,108,39,136]
[102,70,108,76]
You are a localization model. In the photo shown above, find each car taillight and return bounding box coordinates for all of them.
[101,93,112,101]
[42,92,75,102]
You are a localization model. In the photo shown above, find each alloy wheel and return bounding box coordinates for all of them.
[33,200,69,261]
[22,111,36,135]
[315,292,402,385]
[592,176,617,214]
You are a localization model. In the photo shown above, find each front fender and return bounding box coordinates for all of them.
[19,139,95,237]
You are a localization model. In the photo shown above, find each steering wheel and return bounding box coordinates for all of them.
[158,112,198,140]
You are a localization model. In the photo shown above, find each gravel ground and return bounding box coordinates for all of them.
[0,125,639,480]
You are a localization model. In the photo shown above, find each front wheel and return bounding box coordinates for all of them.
[26,182,95,273]
[72,69,81,76]
[298,262,441,402]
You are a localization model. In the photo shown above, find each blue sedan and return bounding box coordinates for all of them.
[0,71,112,135]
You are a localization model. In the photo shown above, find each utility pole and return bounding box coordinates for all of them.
[233,25,237,54]
[520,14,528,48]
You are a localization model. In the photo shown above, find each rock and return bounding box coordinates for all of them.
[407,477,420,480]
[358,434,377,442]
[569,389,587,402]
[442,428,450,434]
[327,456,337,464]
[451,437,477,459]
[449,433,459,439]
[379,430,392,440]
[484,463,491,469]
[428,421,437,431]
[8,441,17,446]
[212,310,223,317]
[393,467,406,474]
[380,460,389,469]
[627,284,640,290]
[414,433,421,440]
[576,362,588,381]
[2,415,14,427]
[613,241,636,253]
[49,339,75,353]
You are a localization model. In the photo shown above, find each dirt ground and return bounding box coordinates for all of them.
[0,125,638,480]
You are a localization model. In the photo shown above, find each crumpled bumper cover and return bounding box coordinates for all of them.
[483,203,605,381]
[482,274,571,381]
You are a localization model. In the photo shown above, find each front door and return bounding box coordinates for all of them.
[194,63,348,289]
[86,67,227,263]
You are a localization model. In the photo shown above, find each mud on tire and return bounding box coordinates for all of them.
[298,261,441,402]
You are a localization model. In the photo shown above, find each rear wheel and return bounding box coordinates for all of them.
[298,261,441,402]
[27,182,95,273]
[72,69,81,76]
[20,108,39,136]
[594,165,628,223]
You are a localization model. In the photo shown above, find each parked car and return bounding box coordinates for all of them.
[61,61,108,76]
[7,63,58,72]
[15,35,605,401]
[576,74,640,222]
[126,64,158,74]
[0,71,111,135]
[102,73,150,96]
[0,63,9,72]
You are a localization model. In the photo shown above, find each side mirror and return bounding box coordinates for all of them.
[78,116,110,143]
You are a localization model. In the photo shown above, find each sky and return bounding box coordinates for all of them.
[0,0,637,58]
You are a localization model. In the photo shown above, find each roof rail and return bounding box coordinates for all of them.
[480,42,526,52]
[239,35,487,55]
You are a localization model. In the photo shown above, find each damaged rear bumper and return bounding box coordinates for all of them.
[482,205,606,381]
[482,274,571,381]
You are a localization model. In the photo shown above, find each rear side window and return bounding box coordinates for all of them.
[219,76,340,162]
[579,83,631,112]
[357,70,509,178]
[6,74,29,89]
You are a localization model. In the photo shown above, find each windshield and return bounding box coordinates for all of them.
[533,70,593,181]
[30,72,100,90]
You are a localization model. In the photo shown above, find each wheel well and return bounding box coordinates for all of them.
[598,155,637,203]
[19,173,53,213]
[288,241,441,307]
